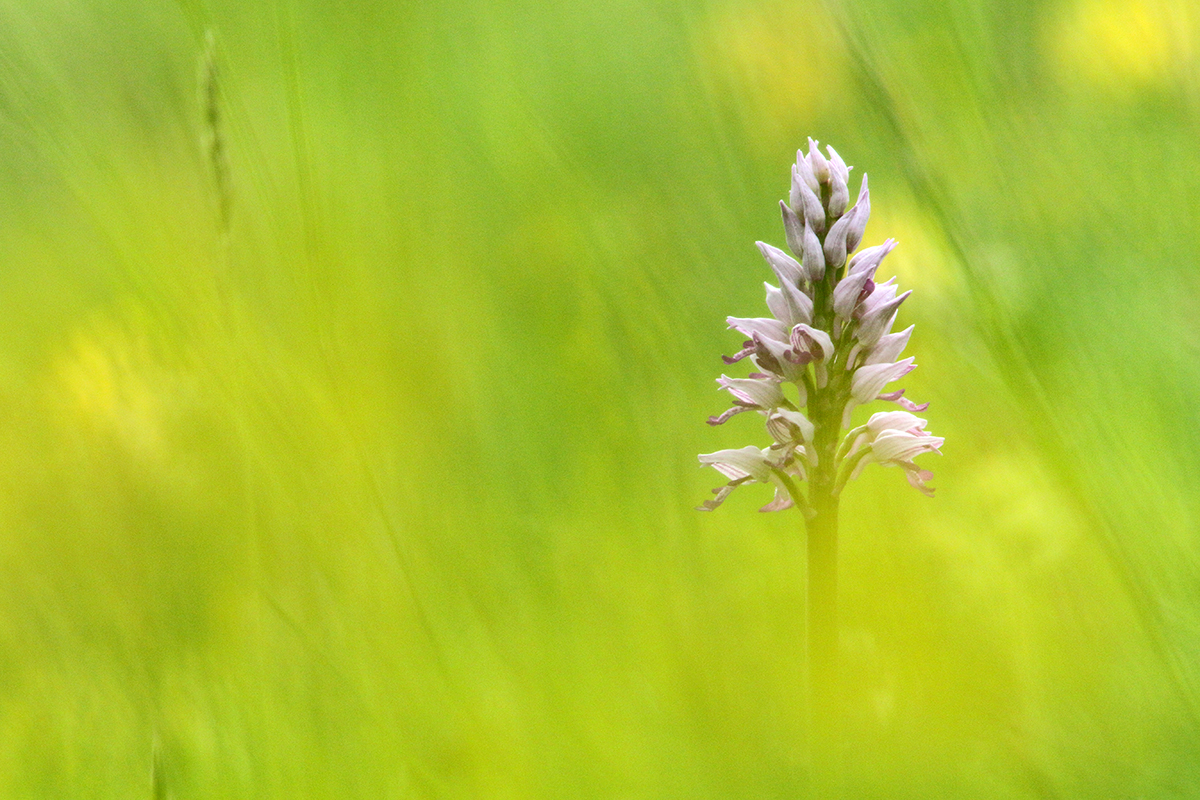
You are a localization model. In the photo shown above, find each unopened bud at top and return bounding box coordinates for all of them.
[791,164,825,234]
[802,218,825,281]
[780,201,806,262]
[826,146,850,187]
[794,150,819,194]
[807,138,830,184]
[827,164,849,218]
[845,175,870,254]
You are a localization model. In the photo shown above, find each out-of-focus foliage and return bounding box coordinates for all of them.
[0,0,1198,796]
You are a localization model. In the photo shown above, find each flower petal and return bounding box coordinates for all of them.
[833,269,874,321]
[802,219,826,282]
[707,405,753,426]
[794,148,820,193]
[791,165,826,234]
[697,482,741,511]
[877,389,930,413]
[871,429,944,462]
[718,374,785,409]
[845,174,870,254]
[727,316,789,342]
[722,340,755,365]
[807,138,830,184]
[759,485,795,512]
[822,204,857,272]
[856,290,911,347]
[851,357,916,405]
[826,160,849,218]
[764,280,812,329]
[698,445,773,482]
[848,238,897,276]
[904,467,936,497]
[864,325,913,366]
[791,323,835,362]
[757,241,805,287]
[866,410,928,434]
[826,145,850,187]
[780,201,807,260]
[769,407,815,443]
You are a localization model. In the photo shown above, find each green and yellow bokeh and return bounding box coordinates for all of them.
[1,0,1199,795]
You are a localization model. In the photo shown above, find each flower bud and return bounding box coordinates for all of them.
[794,149,820,194]
[856,290,911,347]
[756,241,805,286]
[833,269,874,321]
[848,238,896,275]
[792,164,825,234]
[807,138,830,184]
[826,146,850,187]
[845,175,870,253]
[764,280,813,328]
[863,325,913,366]
[827,167,849,219]
[780,201,806,260]
[822,205,858,272]
[802,218,825,281]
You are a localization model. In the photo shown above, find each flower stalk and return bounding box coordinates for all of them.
[697,140,943,776]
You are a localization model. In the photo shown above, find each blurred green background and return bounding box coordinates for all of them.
[1,0,1199,796]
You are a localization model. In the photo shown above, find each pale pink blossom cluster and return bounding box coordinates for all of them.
[699,141,942,512]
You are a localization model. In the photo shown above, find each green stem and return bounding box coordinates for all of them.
[804,410,841,794]
[805,476,839,711]
[805,387,841,700]
[804,195,847,789]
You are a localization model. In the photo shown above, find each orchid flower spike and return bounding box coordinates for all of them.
[700,141,941,511]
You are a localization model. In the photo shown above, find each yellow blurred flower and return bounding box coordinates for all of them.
[1046,0,1199,96]
[691,2,847,151]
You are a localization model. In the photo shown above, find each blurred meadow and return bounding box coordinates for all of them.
[2,0,1200,796]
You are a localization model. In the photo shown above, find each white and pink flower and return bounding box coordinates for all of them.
[701,140,941,509]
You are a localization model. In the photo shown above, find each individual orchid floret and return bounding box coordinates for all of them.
[708,373,787,425]
[794,148,820,194]
[752,331,808,383]
[826,146,850,185]
[791,165,826,234]
[841,412,944,497]
[757,241,807,286]
[857,324,913,369]
[855,288,911,349]
[849,238,896,276]
[845,357,916,427]
[780,201,808,260]
[801,219,826,282]
[767,407,815,448]
[764,280,813,329]
[832,269,874,323]
[790,324,834,363]
[697,445,800,512]
[807,138,830,184]
[844,175,870,254]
